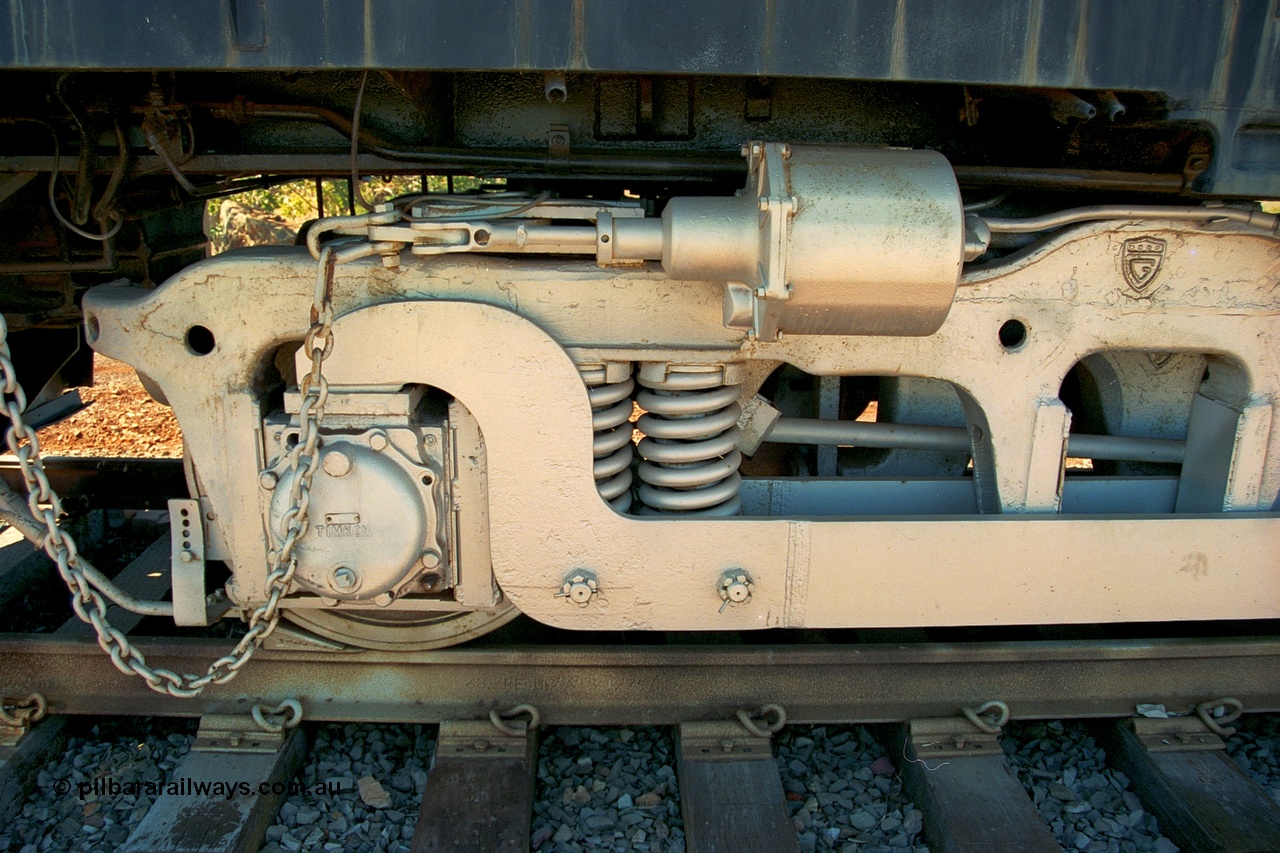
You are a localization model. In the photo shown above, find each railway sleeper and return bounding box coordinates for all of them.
[2,708,1279,852]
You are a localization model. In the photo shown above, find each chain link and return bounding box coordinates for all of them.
[489,703,541,737]
[0,692,47,728]
[735,703,787,737]
[1195,696,1243,737]
[251,698,304,733]
[961,699,1010,734]
[0,246,340,697]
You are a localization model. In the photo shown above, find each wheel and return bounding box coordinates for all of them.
[281,605,519,651]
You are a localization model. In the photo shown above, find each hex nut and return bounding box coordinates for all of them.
[718,568,754,608]
[331,566,359,591]
[560,570,599,607]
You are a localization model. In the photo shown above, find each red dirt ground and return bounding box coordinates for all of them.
[36,355,183,458]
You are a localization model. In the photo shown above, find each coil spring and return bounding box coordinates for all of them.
[582,365,636,512]
[636,369,743,515]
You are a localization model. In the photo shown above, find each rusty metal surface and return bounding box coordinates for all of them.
[1,634,1276,725]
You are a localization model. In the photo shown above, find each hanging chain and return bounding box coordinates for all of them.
[0,246,339,697]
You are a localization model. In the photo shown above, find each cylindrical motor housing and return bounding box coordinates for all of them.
[661,145,964,336]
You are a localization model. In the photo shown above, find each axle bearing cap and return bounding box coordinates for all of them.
[270,439,428,601]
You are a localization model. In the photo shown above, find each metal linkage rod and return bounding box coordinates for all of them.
[763,418,1185,464]
[983,205,1280,237]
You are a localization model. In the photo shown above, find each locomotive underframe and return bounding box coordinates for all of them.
[83,218,1280,637]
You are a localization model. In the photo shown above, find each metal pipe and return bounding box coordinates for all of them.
[1095,91,1126,122]
[0,477,173,616]
[767,418,970,453]
[984,205,1279,237]
[951,166,1184,194]
[1067,433,1185,465]
[763,417,1186,464]
[0,236,116,275]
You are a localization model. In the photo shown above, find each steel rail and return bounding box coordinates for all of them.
[0,634,1275,725]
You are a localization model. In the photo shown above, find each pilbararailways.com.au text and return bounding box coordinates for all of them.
[52,777,345,801]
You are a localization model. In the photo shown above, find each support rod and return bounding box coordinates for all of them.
[763,418,1186,464]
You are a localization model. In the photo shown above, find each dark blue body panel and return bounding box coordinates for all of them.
[1,1,1276,195]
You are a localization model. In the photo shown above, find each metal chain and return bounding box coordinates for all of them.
[735,703,787,737]
[0,246,339,697]
[961,699,1010,734]
[0,692,47,728]
[1195,696,1243,737]
[489,703,541,737]
[251,698,304,733]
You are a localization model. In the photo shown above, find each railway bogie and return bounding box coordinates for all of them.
[0,4,1277,658]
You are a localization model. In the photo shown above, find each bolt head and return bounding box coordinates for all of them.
[321,449,352,477]
[717,569,754,607]
[259,471,278,490]
[369,432,389,451]
[374,592,394,607]
[420,549,442,569]
[331,566,358,591]
[179,549,196,563]
[561,570,598,605]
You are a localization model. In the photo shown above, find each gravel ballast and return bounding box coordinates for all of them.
[1,718,195,853]
[258,723,435,853]
[531,726,685,853]
[1004,720,1178,853]
[5,715,1278,851]
[1226,714,1280,805]
[774,725,926,853]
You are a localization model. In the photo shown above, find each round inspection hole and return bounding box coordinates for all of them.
[185,325,216,356]
[472,229,491,247]
[998,319,1028,351]
[85,314,100,344]
[421,474,434,487]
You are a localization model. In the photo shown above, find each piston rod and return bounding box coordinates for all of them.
[763,418,1186,464]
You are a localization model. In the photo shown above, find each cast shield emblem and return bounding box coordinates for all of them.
[1120,237,1167,295]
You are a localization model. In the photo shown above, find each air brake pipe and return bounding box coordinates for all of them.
[763,418,1186,465]
[0,476,175,616]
